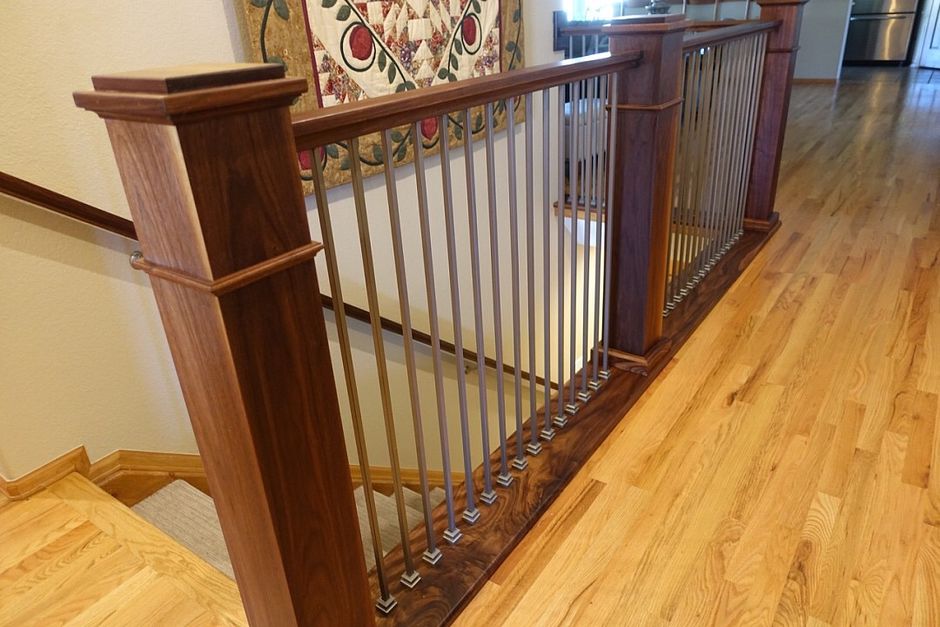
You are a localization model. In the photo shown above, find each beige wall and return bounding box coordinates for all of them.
[0,1,245,478]
[0,1,571,479]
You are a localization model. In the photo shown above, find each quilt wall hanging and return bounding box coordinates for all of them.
[242,0,526,190]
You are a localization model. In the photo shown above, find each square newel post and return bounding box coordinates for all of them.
[75,65,374,626]
[744,0,809,232]
[603,15,688,373]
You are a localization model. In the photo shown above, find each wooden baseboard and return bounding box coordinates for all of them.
[0,447,209,507]
[1,446,452,508]
[0,446,91,500]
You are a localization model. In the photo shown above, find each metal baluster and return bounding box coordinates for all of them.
[713,0,721,20]
[566,79,581,416]
[666,53,693,312]
[725,38,750,251]
[484,103,513,488]
[680,49,703,301]
[542,88,557,440]
[677,49,700,299]
[348,138,419,587]
[581,35,587,59]
[524,93,542,456]
[554,85,569,429]
[578,75,596,402]
[601,72,619,377]
[684,46,716,297]
[462,109,497,504]
[735,33,767,233]
[711,40,739,266]
[381,130,440,568]
[718,39,744,258]
[699,44,724,276]
[412,122,461,545]
[311,152,396,613]
[673,51,698,309]
[439,114,481,524]
[744,0,752,19]
[506,97,528,471]
[590,75,608,389]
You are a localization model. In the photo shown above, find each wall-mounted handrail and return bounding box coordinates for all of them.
[2,170,549,388]
[291,52,641,150]
[0,171,137,240]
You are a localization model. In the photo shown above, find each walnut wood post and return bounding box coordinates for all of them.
[744,0,809,232]
[74,65,374,627]
[603,15,687,372]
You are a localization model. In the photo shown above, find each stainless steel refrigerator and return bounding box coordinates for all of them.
[844,0,920,62]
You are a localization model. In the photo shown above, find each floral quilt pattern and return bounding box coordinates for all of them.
[242,0,525,189]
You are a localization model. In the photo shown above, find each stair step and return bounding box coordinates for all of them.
[135,480,449,576]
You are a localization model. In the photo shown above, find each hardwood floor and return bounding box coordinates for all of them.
[0,474,246,626]
[456,69,940,626]
[0,69,935,626]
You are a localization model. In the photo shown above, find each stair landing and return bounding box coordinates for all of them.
[0,473,246,626]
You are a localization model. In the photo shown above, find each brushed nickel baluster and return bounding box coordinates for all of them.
[726,37,751,251]
[506,97,528,471]
[524,93,542,456]
[578,75,596,402]
[484,102,513,487]
[412,122,461,545]
[348,138,419,587]
[461,108,497,504]
[542,88,557,440]
[696,44,725,286]
[439,114,481,524]
[311,152,396,612]
[601,72,619,377]
[684,45,716,297]
[735,33,767,233]
[554,85,568,430]
[669,51,697,312]
[566,79,581,416]
[380,130,440,568]
[590,74,608,389]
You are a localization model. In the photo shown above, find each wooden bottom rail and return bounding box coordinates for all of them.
[372,221,779,626]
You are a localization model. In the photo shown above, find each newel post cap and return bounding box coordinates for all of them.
[73,63,307,124]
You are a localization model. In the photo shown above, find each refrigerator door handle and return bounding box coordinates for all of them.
[849,14,911,20]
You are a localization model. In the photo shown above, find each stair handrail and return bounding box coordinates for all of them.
[1,171,551,388]
[0,171,136,240]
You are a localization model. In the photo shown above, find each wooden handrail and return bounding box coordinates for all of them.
[4,170,547,388]
[0,171,137,240]
[292,52,642,150]
[682,19,779,49]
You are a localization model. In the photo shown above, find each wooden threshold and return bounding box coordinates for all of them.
[373,223,779,625]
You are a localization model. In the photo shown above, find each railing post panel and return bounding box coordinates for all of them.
[744,0,808,231]
[603,15,688,372]
[75,64,374,627]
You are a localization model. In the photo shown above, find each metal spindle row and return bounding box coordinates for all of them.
[310,75,617,612]
[664,33,768,313]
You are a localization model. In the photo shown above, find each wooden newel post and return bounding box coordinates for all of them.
[744,0,809,232]
[603,15,687,373]
[75,65,374,626]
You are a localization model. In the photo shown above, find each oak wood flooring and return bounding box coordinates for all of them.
[456,68,940,626]
[0,474,246,626]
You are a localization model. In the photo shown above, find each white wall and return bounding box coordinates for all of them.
[0,1,570,479]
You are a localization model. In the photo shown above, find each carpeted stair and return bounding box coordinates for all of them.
[133,480,445,579]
